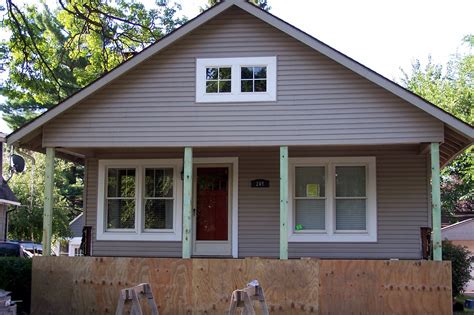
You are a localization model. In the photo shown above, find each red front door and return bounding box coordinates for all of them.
[196,167,229,241]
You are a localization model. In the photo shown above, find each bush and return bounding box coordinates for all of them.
[0,257,32,314]
[442,240,472,297]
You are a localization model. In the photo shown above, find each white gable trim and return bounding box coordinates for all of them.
[7,0,473,145]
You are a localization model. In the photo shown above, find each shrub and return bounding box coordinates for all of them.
[0,257,32,313]
[442,240,472,297]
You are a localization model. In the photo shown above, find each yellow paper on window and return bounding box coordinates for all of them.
[306,184,320,197]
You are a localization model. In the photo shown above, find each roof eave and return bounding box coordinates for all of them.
[6,0,235,146]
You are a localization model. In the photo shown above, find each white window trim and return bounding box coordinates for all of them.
[97,159,183,241]
[196,57,277,103]
[288,157,377,242]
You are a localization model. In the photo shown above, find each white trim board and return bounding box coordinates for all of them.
[0,199,21,206]
[7,0,473,145]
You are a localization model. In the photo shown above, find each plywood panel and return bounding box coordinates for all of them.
[319,260,452,315]
[31,257,450,315]
[191,258,319,314]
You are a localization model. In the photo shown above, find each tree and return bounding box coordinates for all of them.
[6,152,78,241]
[202,0,270,12]
[401,36,473,222]
[0,0,187,129]
[0,1,187,241]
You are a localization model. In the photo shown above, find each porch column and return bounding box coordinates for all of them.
[280,146,288,260]
[182,147,193,258]
[431,143,442,261]
[43,147,55,256]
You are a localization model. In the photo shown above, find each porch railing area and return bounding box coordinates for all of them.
[31,256,451,314]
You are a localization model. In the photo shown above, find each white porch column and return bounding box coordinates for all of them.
[182,147,193,258]
[43,147,55,256]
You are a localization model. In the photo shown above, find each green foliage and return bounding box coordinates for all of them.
[1,0,187,130]
[6,152,82,241]
[0,257,32,313]
[401,36,473,221]
[442,240,472,297]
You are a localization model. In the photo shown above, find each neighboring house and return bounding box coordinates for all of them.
[0,133,20,241]
[68,213,84,256]
[442,219,474,293]
[5,0,474,259]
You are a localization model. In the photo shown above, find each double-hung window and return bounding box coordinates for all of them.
[289,157,377,242]
[97,159,182,241]
[196,57,276,102]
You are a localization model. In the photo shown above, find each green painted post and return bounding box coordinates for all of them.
[182,147,193,259]
[431,143,442,261]
[280,146,289,260]
[43,147,55,256]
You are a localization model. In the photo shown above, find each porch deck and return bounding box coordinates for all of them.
[32,256,451,314]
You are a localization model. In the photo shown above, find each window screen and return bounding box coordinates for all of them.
[294,166,326,230]
[144,168,174,229]
[335,166,367,230]
[106,168,136,229]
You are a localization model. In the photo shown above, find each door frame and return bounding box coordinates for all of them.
[192,157,239,258]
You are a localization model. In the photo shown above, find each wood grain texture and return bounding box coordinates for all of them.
[31,257,450,315]
[319,260,452,315]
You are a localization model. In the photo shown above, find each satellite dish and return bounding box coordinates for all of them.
[11,154,25,173]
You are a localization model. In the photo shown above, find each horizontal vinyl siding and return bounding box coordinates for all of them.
[43,7,443,147]
[86,145,428,259]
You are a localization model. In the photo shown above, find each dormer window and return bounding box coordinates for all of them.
[206,67,231,93]
[241,66,267,93]
[196,57,276,102]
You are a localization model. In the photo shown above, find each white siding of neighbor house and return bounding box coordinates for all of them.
[42,6,443,148]
[442,220,474,241]
[85,145,429,259]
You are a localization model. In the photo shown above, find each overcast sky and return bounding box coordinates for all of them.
[1,0,472,133]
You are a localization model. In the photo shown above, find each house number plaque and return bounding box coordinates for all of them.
[251,179,270,188]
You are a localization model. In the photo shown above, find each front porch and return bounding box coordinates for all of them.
[40,144,443,260]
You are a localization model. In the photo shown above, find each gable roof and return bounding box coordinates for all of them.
[441,218,474,231]
[6,0,473,146]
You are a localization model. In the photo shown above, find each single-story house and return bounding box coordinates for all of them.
[6,0,473,260]
[442,219,474,293]
[67,213,84,256]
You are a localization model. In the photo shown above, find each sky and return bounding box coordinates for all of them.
[0,0,472,134]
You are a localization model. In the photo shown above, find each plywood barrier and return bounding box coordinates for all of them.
[31,257,451,315]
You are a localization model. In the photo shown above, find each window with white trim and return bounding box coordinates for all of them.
[196,57,276,102]
[97,159,182,241]
[289,157,377,242]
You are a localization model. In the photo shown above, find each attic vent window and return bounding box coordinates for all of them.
[241,66,267,92]
[206,67,231,93]
[196,57,276,102]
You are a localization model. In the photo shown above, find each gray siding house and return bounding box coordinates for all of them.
[7,0,473,260]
